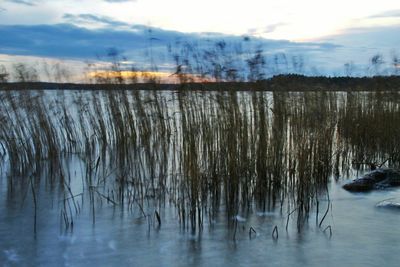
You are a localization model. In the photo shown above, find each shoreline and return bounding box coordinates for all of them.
[1,74,400,91]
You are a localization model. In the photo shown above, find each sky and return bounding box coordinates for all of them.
[1,0,400,81]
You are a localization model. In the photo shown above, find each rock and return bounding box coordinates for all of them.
[376,198,400,209]
[342,168,400,192]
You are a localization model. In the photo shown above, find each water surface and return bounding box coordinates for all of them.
[1,89,400,266]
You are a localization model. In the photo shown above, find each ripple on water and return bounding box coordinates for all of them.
[3,249,19,263]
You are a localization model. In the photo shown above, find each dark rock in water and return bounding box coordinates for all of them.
[343,168,400,192]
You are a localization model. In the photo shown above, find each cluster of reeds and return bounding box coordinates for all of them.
[1,89,400,233]
[337,91,400,171]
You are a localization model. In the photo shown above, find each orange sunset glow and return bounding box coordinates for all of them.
[87,70,215,83]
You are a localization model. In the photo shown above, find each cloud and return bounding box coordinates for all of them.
[323,24,400,48]
[0,22,340,76]
[247,23,288,36]
[103,0,137,2]
[263,23,288,34]
[0,23,205,63]
[368,10,400,18]
[314,24,400,75]
[63,13,131,28]
[5,0,36,6]
[0,7,6,12]
[0,24,150,59]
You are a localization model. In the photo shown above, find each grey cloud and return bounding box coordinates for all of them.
[0,23,180,60]
[368,10,400,18]
[316,24,400,74]
[63,13,131,28]
[0,23,338,59]
[5,0,36,6]
[103,0,136,2]
[263,23,288,33]
[0,22,342,76]
[248,22,288,35]
[1,21,398,76]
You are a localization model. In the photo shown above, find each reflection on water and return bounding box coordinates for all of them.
[1,89,400,266]
[1,181,400,266]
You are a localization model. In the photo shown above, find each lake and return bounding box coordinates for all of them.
[1,89,400,266]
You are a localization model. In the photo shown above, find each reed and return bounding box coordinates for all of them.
[1,88,400,234]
